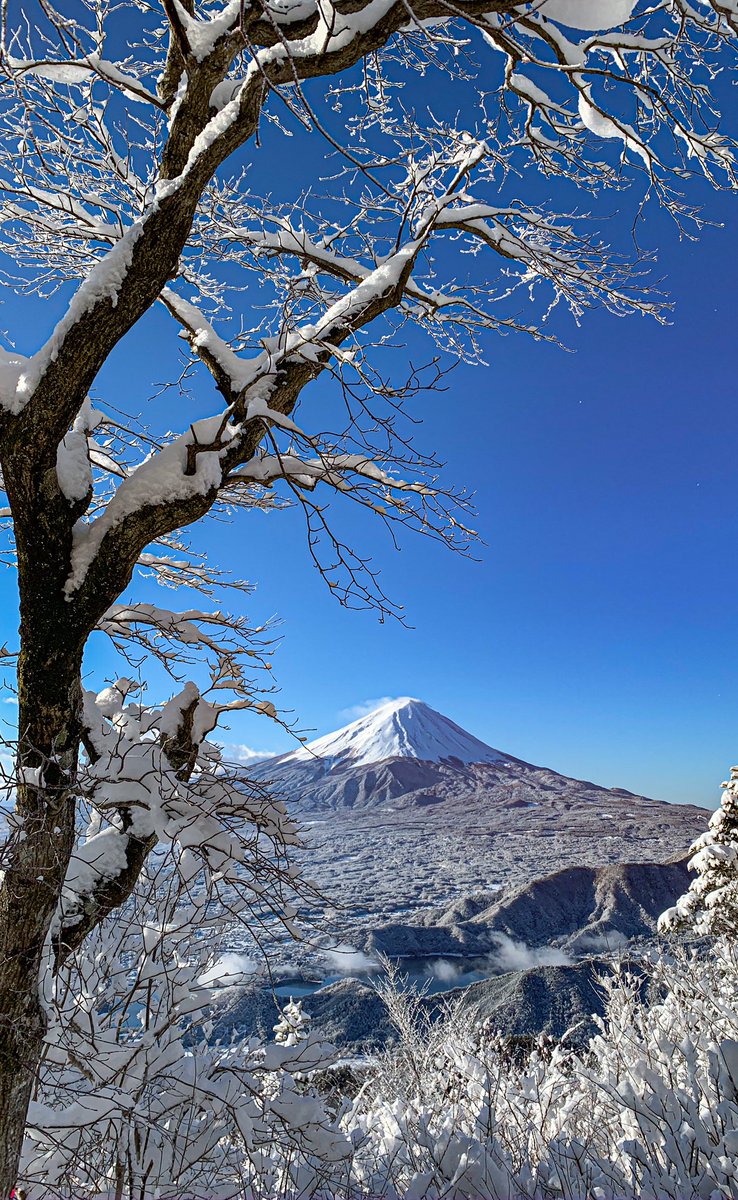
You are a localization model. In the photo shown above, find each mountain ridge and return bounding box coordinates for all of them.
[358,855,693,958]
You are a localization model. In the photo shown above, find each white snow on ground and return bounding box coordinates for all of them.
[271,697,509,769]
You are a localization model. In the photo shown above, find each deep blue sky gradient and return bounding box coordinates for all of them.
[217,199,738,806]
[0,54,736,807]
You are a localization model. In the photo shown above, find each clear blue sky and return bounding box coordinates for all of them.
[0,56,736,808]
[215,195,738,807]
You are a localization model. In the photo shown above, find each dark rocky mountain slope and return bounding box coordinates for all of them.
[359,856,692,959]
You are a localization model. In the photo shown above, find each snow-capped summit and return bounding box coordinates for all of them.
[273,697,507,770]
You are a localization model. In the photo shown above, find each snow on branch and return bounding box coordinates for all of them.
[6,53,163,107]
[54,673,300,963]
[97,601,277,696]
[64,413,241,595]
[0,0,732,437]
[228,447,475,546]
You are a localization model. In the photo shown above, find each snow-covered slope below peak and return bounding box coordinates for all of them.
[270,697,508,770]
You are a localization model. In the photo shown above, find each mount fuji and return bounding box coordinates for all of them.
[253,696,524,812]
[272,697,509,771]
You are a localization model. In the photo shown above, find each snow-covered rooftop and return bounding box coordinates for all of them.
[272,697,507,769]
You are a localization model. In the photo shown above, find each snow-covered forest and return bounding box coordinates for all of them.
[0,0,737,1194]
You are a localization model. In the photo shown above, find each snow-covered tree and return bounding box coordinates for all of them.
[23,835,350,1200]
[274,997,311,1047]
[0,0,736,1191]
[660,766,738,938]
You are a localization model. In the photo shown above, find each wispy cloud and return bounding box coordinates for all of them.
[198,953,258,988]
[339,696,397,722]
[222,743,278,765]
[321,943,380,975]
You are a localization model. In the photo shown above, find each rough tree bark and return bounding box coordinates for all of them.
[0,431,87,1178]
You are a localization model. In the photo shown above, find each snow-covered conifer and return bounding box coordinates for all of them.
[660,766,738,937]
[274,998,311,1047]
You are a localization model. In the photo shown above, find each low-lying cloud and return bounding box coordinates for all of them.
[426,958,463,983]
[322,943,380,974]
[489,935,571,972]
[199,953,258,987]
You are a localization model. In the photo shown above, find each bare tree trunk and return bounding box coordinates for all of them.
[0,639,83,1196]
[0,466,85,1195]
[0,783,80,1186]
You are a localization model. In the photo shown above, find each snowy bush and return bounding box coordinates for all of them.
[342,946,738,1200]
[21,861,351,1200]
[16,680,352,1200]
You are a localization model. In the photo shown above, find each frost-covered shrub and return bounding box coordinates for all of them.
[341,945,738,1200]
[20,858,351,1200]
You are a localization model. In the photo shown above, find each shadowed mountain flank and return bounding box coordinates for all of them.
[359,857,692,958]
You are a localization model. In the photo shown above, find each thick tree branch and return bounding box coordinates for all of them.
[0,0,520,476]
